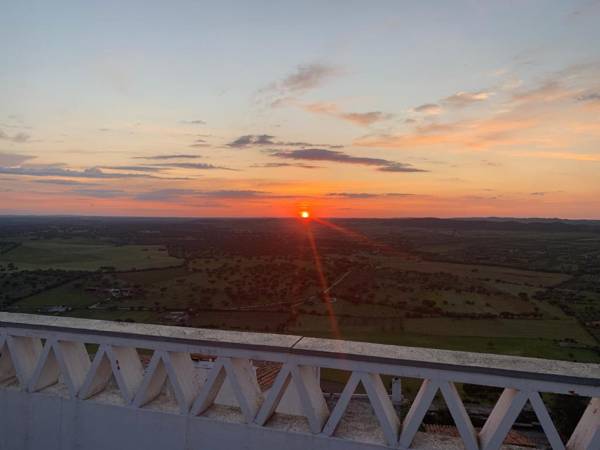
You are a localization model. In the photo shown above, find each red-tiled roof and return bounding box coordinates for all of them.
[254,361,282,391]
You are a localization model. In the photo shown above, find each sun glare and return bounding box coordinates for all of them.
[300,210,310,219]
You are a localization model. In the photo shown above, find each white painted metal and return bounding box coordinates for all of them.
[1,312,599,450]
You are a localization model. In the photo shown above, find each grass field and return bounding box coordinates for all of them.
[1,225,597,367]
[376,256,570,288]
[0,239,181,271]
[290,314,599,363]
[300,329,600,363]
[403,317,596,343]
[15,280,98,308]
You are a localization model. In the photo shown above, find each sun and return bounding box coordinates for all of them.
[300,210,310,219]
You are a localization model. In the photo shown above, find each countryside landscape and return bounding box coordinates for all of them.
[2,215,599,368]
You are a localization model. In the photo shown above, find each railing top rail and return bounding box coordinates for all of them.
[1,312,599,387]
[294,337,600,387]
[0,312,302,351]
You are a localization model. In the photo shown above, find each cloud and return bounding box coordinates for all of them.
[303,102,393,126]
[355,115,539,150]
[104,165,164,172]
[0,152,36,166]
[327,192,378,199]
[251,162,321,169]
[180,119,206,125]
[152,162,236,171]
[277,63,339,93]
[136,189,268,202]
[326,192,414,199]
[70,189,126,198]
[0,165,159,179]
[135,189,196,201]
[271,148,426,173]
[511,150,600,162]
[189,138,210,148]
[413,103,442,115]
[442,90,492,107]
[340,111,392,125]
[32,179,99,186]
[576,92,600,102]
[205,190,266,198]
[512,81,571,103]
[378,163,427,172]
[134,154,201,160]
[228,134,275,148]
[0,130,31,143]
[227,134,342,149]
[260,63,342,107]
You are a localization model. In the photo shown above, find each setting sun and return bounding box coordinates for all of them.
[300,210,310,219]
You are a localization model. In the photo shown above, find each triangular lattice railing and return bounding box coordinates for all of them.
[1,315,598,450]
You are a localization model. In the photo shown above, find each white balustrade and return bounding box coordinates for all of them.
[0,312,598,450]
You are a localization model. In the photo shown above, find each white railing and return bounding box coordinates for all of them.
[0,312,599,450]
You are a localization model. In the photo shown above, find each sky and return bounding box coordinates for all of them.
[1,0,600,219]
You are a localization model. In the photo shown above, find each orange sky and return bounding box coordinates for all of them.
[1,2,599,218]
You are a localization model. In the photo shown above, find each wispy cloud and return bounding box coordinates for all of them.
[136,189,269,202]
[0,165,159,179]
[512,80,571,103]
[276,63,340,93]
[227,134,342,149]
[152,162,237,171]
[179,119,206,125]
[251,162,321,169]
[303,102,393,126]
[189,138,210,148]
[228,134,275,148]
[442,90,493,107]
[260,63,342,107]
[32,179,99,186]
[0,152,36,166]
[413,103,442,115]
[104,165,164,172]
[271,148,426,173]
[0,130,30,143]
[340,111,392,125]
[134,154,201,160]
[326,192,415,199]
[576,92,600,102]
[70,189,126,198]
[355,115,539,150]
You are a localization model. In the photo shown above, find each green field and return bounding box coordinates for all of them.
[15,281,98,308]
[1,218,598,367]
[0,239,181,271]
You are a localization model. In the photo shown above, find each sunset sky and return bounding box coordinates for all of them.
[1,1,599,218]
